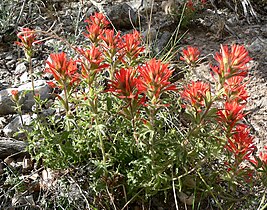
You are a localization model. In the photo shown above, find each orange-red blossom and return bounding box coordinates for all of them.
[211,44,252,82]
[45,52,80,89]
[137,59,177,105]
[15,28,41,58]
[180,46,200,66]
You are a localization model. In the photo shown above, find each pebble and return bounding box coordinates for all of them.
[3,114,32,139]
[15,62,27,75]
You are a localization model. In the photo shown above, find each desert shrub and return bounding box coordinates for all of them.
[12,12,267,209]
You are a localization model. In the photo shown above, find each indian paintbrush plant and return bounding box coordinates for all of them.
[12,12,267,209]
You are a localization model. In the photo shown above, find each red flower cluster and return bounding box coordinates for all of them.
[223,76,248,102]
[137,59,177,104]
[180,46,200,66]
[15,28,40,58]
[83,13,144,69]
[217,100,246,131]
[78,45,109,86]
[107,68,139,99]
[211,44,251,82]
[10,89,19,102]
[259,146,267,165]
[83,13,109,44]
[45,52,80,89]
[185,0,207,11]
[106,59,176,106]
[180,81,210,111]
[120,30,145,64]
[226,125,256,161]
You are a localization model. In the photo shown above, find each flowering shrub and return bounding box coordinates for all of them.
[18,12,266,209]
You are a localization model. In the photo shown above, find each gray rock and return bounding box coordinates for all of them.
[3,114,32,138]
[0,80,52,116]
[105,3,138,29]
[15,62,27,74]
[156,31,171,53]
[261,25,267,37]
[248,38,267,53]
[20,71,29,83]
[0,137,28,159]
[142,27,157,41]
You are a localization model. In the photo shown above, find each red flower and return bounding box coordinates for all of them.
[15,28,40,57]
[120,30,145,63]
[45,52,80,89]
[85,12,109,28]
[78,46,109,79]
[180,46,200,66]
[259,146,267,165]
[83,24,103,43]
[217,100,246,131]
[11,89,19,96]
[223,76,248,102]
[106,68,139,99]
[100,29,122,57]
[137,59,176,103]
[10,89,19,101]
[226,125,256,161]
[211,44,251,80]
[180,81,210,109]
[186,0,195,11]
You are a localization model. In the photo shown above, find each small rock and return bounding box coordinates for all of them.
[261,25,267,37]
[12,194,35,206]
[20,71,29,83]
[105,3,138,29]
[248,38,267,53]
[156,31,171,53]
[142,27,157,41]
[6,59,16,66]
[15,62,27,74]
[3,114,32,138]
[44,39,62,49]
[0,80,52,116]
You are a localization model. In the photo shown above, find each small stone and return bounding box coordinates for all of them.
[0,80,52,116]
[20,71,29,83]
[3,114,32,139]
[105,3,138,29]
[15,62,27,74]
[6,59,16,66]
[156,31,171,53]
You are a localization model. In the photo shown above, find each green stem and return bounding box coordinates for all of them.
[197,170,223,210]
[129,100,138,144]
[63,84,71,131]
[149,106,156,166]
[63,84,70,114]
[96,117,107,167]
[29,57,35,96]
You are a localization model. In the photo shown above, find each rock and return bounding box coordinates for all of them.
[155,31,171,53]
[3,114,32,138]
[142,27,157,41]
[105,3,138,29]
[248,38,267,53]
[20,71,29,83]
[12,194,35,207]
[261,25,267,37]
[0,80,52,116]
[15,62,27,74]
[0,137,28,159]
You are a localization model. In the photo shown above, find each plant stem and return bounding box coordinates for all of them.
[197,170,223,210]
[63,84,70,115]
[29,57,35,96]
